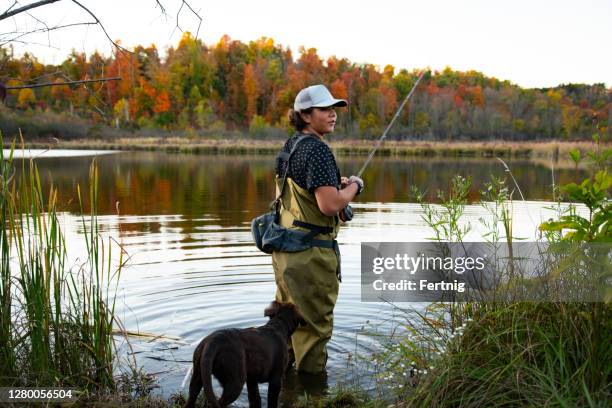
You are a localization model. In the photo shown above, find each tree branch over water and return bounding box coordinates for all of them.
[0,0,61,21]
[0,21,96,47]
[5,77,121,90]
[69,0,130,53]
[0,0,203,109]
[0,0,204,50]
[0,77,121,103]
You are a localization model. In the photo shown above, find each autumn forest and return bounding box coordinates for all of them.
[1,33,610,141]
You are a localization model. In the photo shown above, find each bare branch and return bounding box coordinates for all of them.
[59,72,112,118]
[69,0,132,54]
[175,1,184,33]
[155,0,167,16]
[0,70,65,83]
[0,0,61,21]
[168,0,203,40]
[0,37,60,49]
[0,0,126,52]
[25,10,52,46]
[179,1,202,38]
[2,1,19,16]
[5,77,121,90]
[0,21,97,47]
[1,1,204,52]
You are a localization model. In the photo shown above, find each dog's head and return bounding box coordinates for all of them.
[264,301,307,329]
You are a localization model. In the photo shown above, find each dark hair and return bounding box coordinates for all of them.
[288,108,313,131]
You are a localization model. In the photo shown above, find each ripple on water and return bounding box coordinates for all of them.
[55,200,587,405]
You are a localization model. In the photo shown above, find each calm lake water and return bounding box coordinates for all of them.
[5,149,588,406]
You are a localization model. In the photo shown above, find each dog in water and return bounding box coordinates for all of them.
[184,301,305,408]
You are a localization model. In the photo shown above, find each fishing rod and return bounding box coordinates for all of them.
[340,69,426,222]
[356,69,427,178]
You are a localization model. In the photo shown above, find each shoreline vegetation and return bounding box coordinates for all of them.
[3,137,606,162]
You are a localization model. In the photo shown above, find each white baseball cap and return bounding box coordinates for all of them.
[293,84,348,111]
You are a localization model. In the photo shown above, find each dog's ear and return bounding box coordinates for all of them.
[264,301,281,318]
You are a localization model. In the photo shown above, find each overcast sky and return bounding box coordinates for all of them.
[2,0,611,88]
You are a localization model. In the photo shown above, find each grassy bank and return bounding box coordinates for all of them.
[293,146,611,407]
[3,136,607,161]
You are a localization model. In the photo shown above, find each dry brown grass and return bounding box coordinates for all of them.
[6,137,606,166]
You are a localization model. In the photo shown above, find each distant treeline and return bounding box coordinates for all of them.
[1,33,610,141]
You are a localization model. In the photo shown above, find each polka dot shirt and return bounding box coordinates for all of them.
[275,133,341,192]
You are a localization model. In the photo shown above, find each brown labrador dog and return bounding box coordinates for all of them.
[184,301,305,408]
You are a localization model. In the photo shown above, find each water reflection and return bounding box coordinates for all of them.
[10,151,589,406]
[18,151,587,220]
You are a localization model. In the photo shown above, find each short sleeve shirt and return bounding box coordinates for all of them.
[275,133,340,192]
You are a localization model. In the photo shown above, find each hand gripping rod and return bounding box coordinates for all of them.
[356,70,427,178]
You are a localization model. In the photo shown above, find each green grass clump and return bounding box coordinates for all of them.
[402,302,611,407]
[391,140,611,407]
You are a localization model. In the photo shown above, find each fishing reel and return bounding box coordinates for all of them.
[339,175,362,223]
[339,205,353,222]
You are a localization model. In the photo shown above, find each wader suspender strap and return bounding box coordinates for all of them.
[273,134,313,222]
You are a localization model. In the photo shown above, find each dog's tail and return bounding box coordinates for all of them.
[201,340,220,408]
[181,365,193,390]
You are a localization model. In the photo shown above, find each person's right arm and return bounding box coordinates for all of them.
[314,182,359,216]
[306,142,363,216]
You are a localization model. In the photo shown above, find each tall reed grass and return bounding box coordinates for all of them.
[0,132,125,391]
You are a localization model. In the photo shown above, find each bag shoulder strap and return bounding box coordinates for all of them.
[273,134,314,209]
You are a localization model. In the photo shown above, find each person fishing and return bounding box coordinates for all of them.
[272,84,364,374]
[268,73,425,375]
